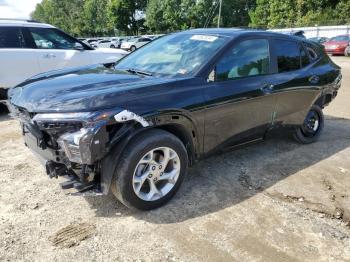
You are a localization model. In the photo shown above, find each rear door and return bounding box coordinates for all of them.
[203,37,277,153]
[25,27,91,73]
[0,26,41,88]
[269,39,322,126]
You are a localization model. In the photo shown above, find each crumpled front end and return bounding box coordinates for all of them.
[8,103,151,195]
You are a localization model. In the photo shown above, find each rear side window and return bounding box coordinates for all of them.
[304,42,319,61]
[139,38,151,42]
[216,39,270,81]
[0,27,26,48]
[273,39,301,73]
[300,46,310,67]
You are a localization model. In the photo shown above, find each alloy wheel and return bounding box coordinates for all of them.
[301,110,320,137]
[132,147,181,201]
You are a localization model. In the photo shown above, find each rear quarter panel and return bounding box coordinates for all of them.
[273,52,340,126]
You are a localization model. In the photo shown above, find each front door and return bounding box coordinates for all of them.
[203,38,277,153]
[25,27,91,72]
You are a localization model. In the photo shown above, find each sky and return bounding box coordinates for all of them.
[0,0,42,19]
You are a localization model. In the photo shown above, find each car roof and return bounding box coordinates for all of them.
[0,18,55,28]
[179,28,306,41]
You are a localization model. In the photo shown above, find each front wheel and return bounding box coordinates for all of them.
[294,105,324,144]
[111,129,188,210]
[130,45,136,52]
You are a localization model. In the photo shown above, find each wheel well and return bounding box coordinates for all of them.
[314,94,332,108]
[107,123,197,168]
[101,124,196,194]
[155,125,196,166]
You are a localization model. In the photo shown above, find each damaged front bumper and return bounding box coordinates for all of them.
[10,105,152,195]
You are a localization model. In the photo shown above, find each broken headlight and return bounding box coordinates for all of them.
[33,110,122,164]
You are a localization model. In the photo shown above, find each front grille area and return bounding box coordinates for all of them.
[37,121,83,137]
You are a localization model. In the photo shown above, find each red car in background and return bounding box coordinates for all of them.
[324,35,350,55]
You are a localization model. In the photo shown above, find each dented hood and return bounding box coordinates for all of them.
[9,64,176,113]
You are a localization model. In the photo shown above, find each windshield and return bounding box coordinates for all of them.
[115,33,228,77]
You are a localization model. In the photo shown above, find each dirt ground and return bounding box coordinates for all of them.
[1,56,350,262]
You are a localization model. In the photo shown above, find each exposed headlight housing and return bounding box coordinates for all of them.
[33,109,122,164]
[58,129,86,164]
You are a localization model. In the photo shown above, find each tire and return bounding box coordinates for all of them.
[293,105,324,144]
[130,45,136,52]
[345,46,350,57]
[0,88,7,100]
[110,45,115,48]
[111,129,188,210]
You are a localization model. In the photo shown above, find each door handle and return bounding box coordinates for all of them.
[309,75,320,84]
[260,84,274,94]
[43,53,56,58]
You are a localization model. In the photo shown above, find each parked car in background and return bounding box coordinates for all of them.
[121,37,152,51]
[0,19,128,100]
[110,38,123,48]
[8,29,342,210]
[324,35,350,55]
[308,37,329,44]
[95,39,120,48]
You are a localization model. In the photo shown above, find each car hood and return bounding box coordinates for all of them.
[9,64,176,113]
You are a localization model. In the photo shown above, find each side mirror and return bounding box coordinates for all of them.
[207,68,216,83]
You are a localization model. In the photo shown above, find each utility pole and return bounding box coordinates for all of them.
[217,0,222,28]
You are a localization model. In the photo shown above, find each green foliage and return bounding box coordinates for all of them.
[31,0,350,36]
[82,0,113,36]
[31,0,86,36]
[145,0,256,33]
[31,0,146,36]
[107,0,147,35]
[249,0,350,28]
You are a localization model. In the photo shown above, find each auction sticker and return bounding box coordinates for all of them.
[190,35,218,42]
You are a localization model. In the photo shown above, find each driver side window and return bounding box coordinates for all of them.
[215,39,270,81]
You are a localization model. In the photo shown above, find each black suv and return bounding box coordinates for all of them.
[8,29,341,210]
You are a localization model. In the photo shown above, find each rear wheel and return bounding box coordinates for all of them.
[130,45,136,52]
[294,105,324,144]
[110,45,115,48]
[111,129,188,210]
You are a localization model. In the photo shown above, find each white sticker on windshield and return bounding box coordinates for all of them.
[190,35,218,42]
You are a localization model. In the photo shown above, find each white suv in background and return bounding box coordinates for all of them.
[0,19,128,100]
[120,37,152,51]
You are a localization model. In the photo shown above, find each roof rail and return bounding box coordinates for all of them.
[0,18,41,23]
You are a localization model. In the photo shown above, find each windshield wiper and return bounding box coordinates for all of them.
[125,68,153,76]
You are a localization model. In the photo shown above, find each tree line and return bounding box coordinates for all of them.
[31,0,350,37]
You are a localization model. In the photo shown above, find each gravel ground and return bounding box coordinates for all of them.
[0,57,350,262]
